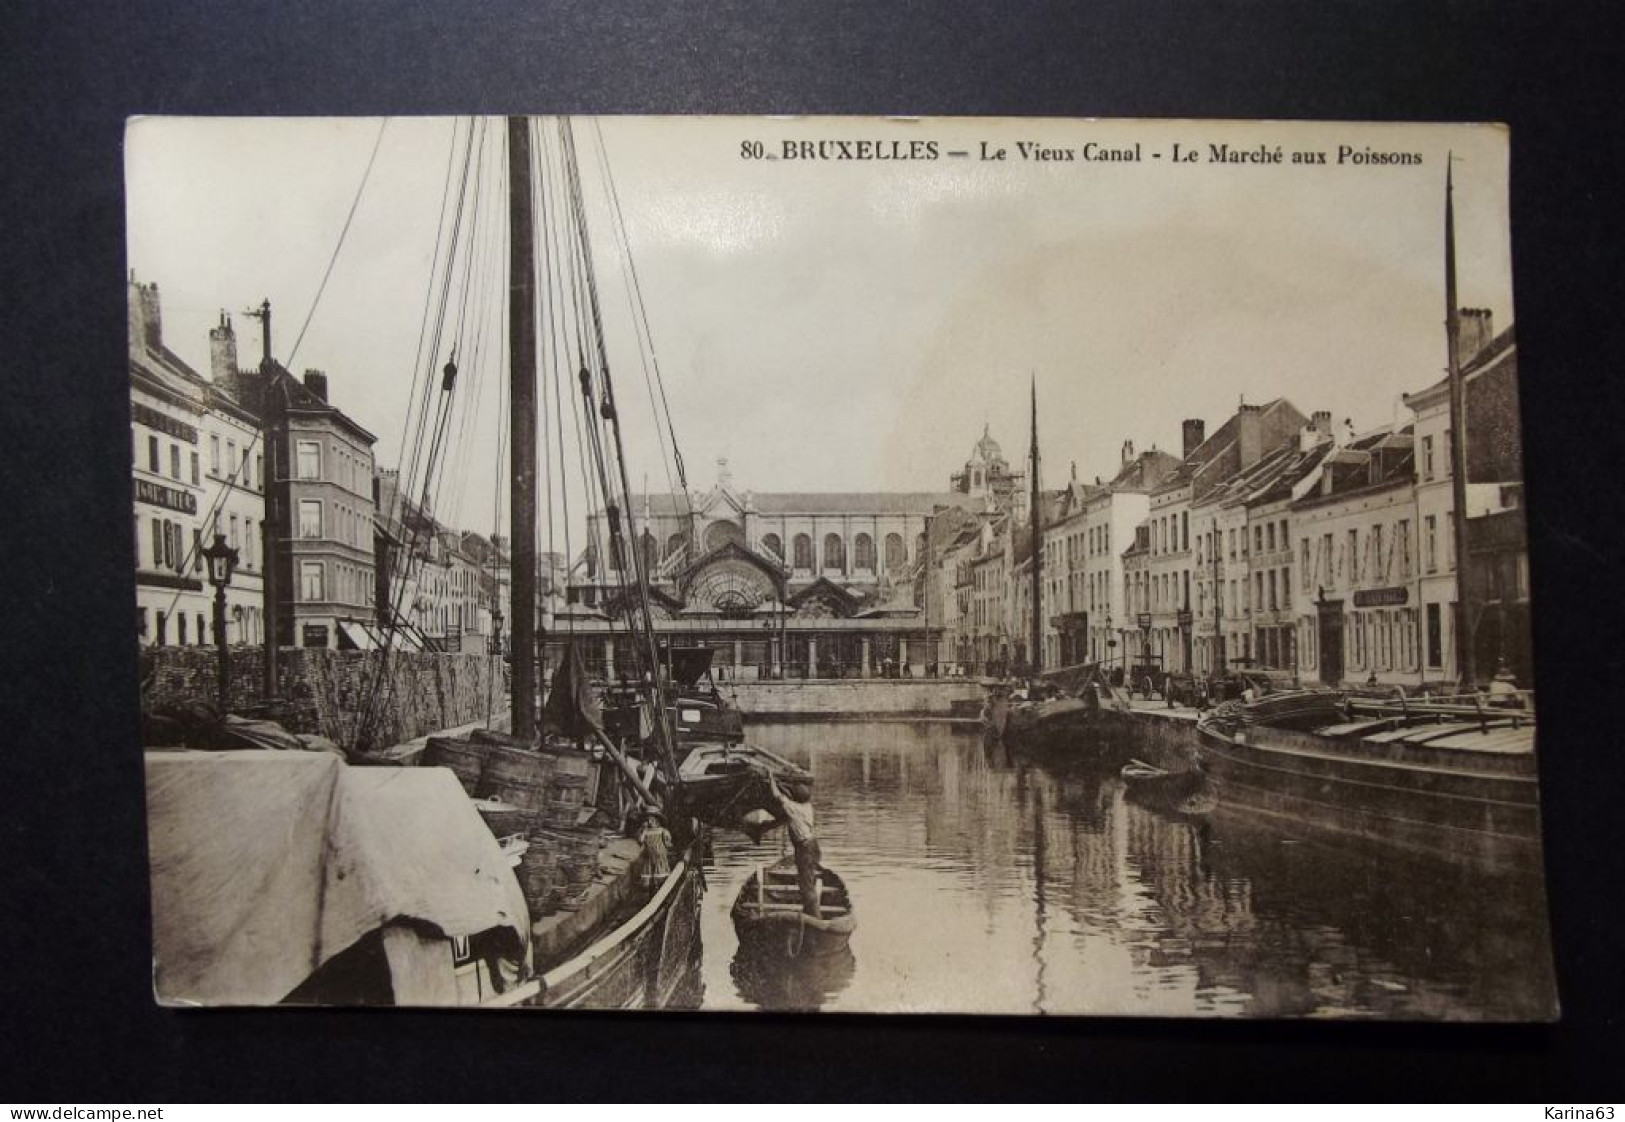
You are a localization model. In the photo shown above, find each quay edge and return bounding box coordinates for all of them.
[726,679,987,721]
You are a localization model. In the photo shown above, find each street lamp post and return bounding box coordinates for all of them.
[1104,611,1115,683]
[202,532,240,711]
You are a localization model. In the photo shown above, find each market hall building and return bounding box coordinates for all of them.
[561,462,963,679]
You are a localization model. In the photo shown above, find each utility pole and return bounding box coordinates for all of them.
[244,299,279,697]
[1444,158,1477,690]
[508,115,540,740]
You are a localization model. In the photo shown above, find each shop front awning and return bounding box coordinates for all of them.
[337,620,425,652]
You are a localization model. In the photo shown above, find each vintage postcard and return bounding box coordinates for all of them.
[128,116,1553,1017]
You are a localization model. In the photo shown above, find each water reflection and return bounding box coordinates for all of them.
[731,943,857,1011]
[698,721,1555,1018]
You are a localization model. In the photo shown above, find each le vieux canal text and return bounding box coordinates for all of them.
[742,137,1426,165]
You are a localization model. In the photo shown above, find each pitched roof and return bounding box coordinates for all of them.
[1293,426,1416,507]
[1154,399,1308,499]
[1108,448,1182,493]
[1406,323,1519,404]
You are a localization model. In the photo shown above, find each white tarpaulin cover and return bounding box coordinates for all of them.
[145,749,529,1006]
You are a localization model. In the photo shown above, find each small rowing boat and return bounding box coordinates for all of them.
[731,857,856,957]
[1119,757,1215,817]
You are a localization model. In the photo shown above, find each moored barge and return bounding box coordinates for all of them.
[1195,690,1542,873]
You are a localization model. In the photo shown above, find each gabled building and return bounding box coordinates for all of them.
[1043,442,1182,670]
[921,504,987,672]
[1290,424,1421,687]
[216,316,379,651]
[131,278,211,648]
[1189,412,1334,675]
[1143,400,1308,675]
[131,277,267,649]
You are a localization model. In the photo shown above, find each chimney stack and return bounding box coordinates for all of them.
[209,312,238,386]
[1455,307,1494,364]
[128,276,163,355]
[1121,439,1134,466]
[1237,403,1264,468]
[1301,409,1333,452]
[1181,418,1206,459]
[303,369,329,402]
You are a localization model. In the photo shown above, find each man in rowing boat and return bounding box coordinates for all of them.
[758,768,821,918]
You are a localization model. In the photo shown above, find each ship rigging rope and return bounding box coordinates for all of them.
[587,128,681,509]
[545,128,609,592]
[551,128,621,597]
[287,119,389,366]
[426,117,501,531]
[537,121,594,640]
[589,119,692,531]
[368,118,511,747]
[397,118,480,536]
[434,124,495,529]
[352,118,483,750]
[149,118,390,643]
[539,116,641,688]
[447,137,506,528]
[558,118,679,777]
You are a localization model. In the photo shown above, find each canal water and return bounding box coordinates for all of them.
[694,720,1556,1018]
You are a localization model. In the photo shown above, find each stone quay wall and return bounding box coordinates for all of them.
[139,647,507,751]
[728,679,986,719]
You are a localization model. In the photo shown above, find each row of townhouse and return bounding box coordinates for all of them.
[929,308,1528,690]
[131,279,269,650]
[375,469,509,654]
[132,276,432,654]
[133,275,526,658]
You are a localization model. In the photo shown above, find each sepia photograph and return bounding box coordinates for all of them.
[127,115,1553,1018]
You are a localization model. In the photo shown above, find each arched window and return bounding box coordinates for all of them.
[704,519,744,552]
[761,532,783,560]
[916,532,927,562]
[854,533,875,571]
[823,533,846,571]
[884,532,906,570]
[793,534,814,570]
[665,532,685,561]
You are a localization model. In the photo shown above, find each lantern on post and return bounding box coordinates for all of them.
[202,532,240,710]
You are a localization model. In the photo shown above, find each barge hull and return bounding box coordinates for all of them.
[1196,725,1544,874]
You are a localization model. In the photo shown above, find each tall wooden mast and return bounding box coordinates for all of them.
[508,116,540,739]
[1029,375,1042,677]
[1444,157,1476,689]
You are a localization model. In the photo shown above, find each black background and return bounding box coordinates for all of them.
[3,0,1623,1102]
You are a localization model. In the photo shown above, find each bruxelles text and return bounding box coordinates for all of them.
[739,138,1424,168]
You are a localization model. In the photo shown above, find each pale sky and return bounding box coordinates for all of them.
[126,116,1514,543]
